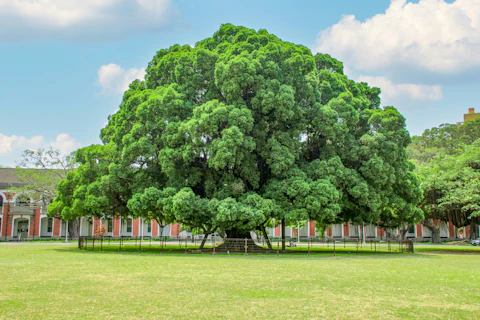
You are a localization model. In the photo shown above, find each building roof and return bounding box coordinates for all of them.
[0,168,26,189]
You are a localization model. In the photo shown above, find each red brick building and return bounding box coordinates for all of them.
[0,168,467,241]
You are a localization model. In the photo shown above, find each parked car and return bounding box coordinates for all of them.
[471,239,480,246]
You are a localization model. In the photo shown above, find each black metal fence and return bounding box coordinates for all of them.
[78,236,414,255]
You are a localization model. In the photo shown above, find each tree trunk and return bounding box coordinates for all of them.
[226,228,251,239]
[199,233,209,249]
[259,225,273,250]
[423,219,441,244]
[68,218,80,239]
[154,219,165,238]
[281,218,286,251]
[470,221,479,240]
[399,224,408,241]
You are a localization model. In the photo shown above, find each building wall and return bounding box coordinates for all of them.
[464,108,480,122]
[0,188,471,241]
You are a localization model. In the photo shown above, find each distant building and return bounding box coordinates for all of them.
[0,168,67,240]
[464,108,480,123]
[0,168,467,242]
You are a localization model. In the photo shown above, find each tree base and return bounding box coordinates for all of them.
[215,238,268,253]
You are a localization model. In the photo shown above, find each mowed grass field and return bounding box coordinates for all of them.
[1,243,479,319]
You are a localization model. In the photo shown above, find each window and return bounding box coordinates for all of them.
[408,225,415,234]
[126,219,132,233]
[366,225,376,238]
[47,218,53,233]
[147,222,151,233]
[332,224,342,238]
[107,219,113,233]
[349,224,359,237]
[0,196,3,207]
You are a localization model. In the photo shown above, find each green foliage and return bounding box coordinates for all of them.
[410,119,480,227]
[54,24,421,236]
[48,145,131,220]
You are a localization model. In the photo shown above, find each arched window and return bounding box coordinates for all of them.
[126,219,132,233]
[47,218,53,233]
[0,195,3,207]
[16,195,30,207]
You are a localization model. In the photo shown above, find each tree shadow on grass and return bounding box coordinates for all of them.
[51,244,433,261]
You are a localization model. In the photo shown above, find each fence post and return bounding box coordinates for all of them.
[356,239,359,255]
[185,237,188,254]
[92,238,95,252]
[374,241,376,254]
[244,238,248,256]
[139,236,142,252]
[100,237,103,252]
[277,240,279,257]
[333,239,336,256]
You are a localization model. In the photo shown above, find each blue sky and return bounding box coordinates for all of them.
[0,0,478,166]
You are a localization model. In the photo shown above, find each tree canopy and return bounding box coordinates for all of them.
[51,24,422,241]
[409,119,480,240]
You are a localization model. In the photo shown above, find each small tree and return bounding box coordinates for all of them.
[12,148,79,238]
[94,224,107,237]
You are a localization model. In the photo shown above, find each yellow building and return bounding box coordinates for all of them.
[464,108,480,122]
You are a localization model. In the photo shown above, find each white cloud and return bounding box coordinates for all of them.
[97,64,145,95]
[51,133,81,154]
[0,134,44,155]
[356,75,443,103]
[315,0,480,78]
[0,133,81,167]
[0,0,180,41]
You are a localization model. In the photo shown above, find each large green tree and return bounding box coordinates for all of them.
[55,24,422,249]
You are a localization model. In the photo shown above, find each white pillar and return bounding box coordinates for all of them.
[297,221,300,243]
[65,221,68,242]
[362,223,366,244]
[28,217,31,239]
[11,217,15,237]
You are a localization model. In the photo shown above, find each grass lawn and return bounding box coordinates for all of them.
[0,243,479,319]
